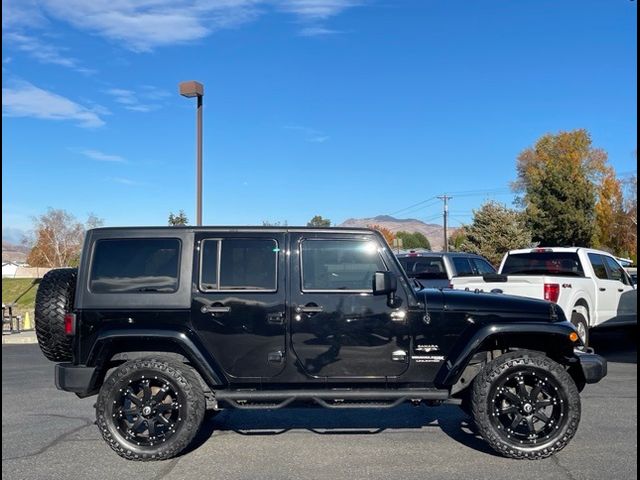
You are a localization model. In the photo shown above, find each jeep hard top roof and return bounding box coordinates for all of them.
[87,226,379,235]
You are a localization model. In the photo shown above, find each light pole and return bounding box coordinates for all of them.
[179,81,204,226]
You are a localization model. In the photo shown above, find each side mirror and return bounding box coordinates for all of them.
[372,271,397,296]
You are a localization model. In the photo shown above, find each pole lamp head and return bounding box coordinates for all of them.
[179,81,204,98]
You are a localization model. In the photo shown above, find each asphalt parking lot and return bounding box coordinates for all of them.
[2,328,637,480]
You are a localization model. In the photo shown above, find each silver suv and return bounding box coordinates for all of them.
[396,250,496,288]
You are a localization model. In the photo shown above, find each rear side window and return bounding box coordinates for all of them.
[452,257,474,277]
[472,258,496,275]
[502,252,585,277]
[398,256,448,280]
[90,238,180,293]
[588,254,608,279]
[200,238,278,291]
[302,239,386,291]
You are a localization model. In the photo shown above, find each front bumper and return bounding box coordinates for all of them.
[55,363,97,396]
[574,350,608,384]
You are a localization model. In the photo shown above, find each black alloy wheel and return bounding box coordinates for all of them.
[96,358,205,461]
[114,377,183,447]
[471,350,581,459]
[488,368,568,446]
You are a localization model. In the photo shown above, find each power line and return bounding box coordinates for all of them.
[387,187,512,218]
[388,196,439,216]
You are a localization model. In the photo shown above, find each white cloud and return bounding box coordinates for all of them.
[2,81,105,128]
[105,86,171,112]
[3,1,362,51]
[4,32,95,74]
[284,125,329,143]
[276,0,360,20]
[298,26,340,37]
[109,177,145,186]
[78,149,126,163]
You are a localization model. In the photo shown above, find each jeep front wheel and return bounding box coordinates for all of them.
[471,350,581,459]
[96,358,205,461]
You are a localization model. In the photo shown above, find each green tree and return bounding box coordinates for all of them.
[396,231,431,250]
[168,210,189,226]
[307,215,331,227]
[515,129,606,246]
[261,220,288,226]
[448,229,467,251]
[458,201,533,265]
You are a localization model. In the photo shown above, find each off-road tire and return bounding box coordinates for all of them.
[34,268,77,362]
[96,357,205,461]
[471,350,581,460]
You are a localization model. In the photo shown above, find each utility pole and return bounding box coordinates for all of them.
[437,194,453,252]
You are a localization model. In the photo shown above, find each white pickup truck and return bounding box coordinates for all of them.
[451,247,637,346]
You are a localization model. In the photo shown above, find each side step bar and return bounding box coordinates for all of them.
[215,389,450,410]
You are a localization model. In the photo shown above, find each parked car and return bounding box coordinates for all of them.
[35,227,605,461]
[396,250,496,288]
[451,247,638,346]
[625,267,637,287]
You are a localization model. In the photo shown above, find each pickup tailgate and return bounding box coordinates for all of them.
[451,276,547,300]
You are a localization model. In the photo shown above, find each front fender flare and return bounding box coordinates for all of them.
[437,321,578,387]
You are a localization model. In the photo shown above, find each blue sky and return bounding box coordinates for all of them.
[2,0,637,242]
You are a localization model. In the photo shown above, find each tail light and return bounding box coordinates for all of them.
[544,283,560,303]
[64,313,76,335]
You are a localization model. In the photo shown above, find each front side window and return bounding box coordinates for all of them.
[90,238,180,293]
[200,238,277,291]
[302,239,386,291]
[603,256,629,285]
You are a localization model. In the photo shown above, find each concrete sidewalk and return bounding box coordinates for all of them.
[2,330,37,344]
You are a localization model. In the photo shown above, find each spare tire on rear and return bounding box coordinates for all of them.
[35,268,77,362]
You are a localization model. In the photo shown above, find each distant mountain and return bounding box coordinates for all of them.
[339,215,458,251]
[2,241,29,263]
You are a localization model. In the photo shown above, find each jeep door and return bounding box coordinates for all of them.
[191,233,287,379]
[289,232,411,378]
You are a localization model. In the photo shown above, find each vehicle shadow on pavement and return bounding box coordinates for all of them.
[590,326,637,364]
[186,404,499,457]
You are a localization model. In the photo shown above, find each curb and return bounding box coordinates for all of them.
[2,331,38,345]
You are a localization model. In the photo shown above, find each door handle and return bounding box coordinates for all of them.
[390,310,407,324]
[599,288,606,292]
[618,288,624,292]
[201,305,231,314]
[267,312,286,325]
[295,305,324,314]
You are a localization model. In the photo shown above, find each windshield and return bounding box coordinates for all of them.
[398,256,448,280]
[502,252,585,277]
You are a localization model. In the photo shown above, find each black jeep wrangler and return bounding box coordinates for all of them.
[35,227,606,461]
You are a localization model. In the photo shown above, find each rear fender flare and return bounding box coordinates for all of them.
[85,329,227,390]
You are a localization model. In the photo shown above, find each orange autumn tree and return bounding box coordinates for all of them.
[367,224,396,246]
[593,169,630,256]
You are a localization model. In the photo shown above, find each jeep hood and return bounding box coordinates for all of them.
[419,288,564,323]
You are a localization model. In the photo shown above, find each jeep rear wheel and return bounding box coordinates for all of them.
[471,350,580,459]
[34,268,77,362]
[96,358,205,461]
